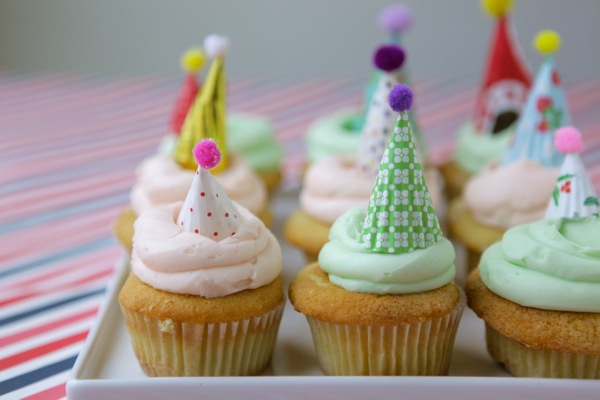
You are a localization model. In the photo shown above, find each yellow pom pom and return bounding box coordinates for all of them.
[534,30,561,54]
[481,0,513,17]
[181,48,205,73]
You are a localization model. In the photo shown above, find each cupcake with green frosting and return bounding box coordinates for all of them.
[467,126,600,379]
[289,85,464,376]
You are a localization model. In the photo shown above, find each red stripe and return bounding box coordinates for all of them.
[0,306,98,348]
[21,383,66,400]
[0,330,89,370]
[0,267,112,307]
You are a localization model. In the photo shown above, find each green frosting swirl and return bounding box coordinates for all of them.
[319,208,456,294]
[305,110,362,163]
[480,217,600,312]
[454,122,514,174]
[227,114,283,173]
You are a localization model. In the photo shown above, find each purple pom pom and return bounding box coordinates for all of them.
[378,5,413,33]
[373,45,406,72]
[388,84,413,112]
[193,139,221,169]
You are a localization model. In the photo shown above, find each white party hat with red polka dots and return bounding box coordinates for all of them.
[360,84,442,254]
[358,44,407,177]
[177,139,241,241]
[545,127,599,220]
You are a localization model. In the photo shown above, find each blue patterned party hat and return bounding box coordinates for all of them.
[503,30,570,167]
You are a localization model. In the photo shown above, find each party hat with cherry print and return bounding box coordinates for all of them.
[177,139,241,241]
[503,30,570,167]
[358,44,407,177]
[360,85,442,254]
[359,5,413,130]
[472,0,531,135]
[545,127,599,219]
[175,34,229,174]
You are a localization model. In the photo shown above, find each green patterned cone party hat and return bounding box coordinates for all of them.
[360,84,442,254]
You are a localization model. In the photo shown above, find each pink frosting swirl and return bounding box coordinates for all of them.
[464,159,559,229]
[130,154,267,216]
[300,156,443,224]
[131,202,281,298]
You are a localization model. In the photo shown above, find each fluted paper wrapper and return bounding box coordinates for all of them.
[485,324,600,379]
[306,288,465,376]
[120,300,284,376]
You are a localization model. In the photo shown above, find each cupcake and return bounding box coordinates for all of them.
[119,140,284,376]
[227,113,284,193]
[439,0,531,200]
[286,51,444,262]
[113,35,270,252]
[467,126,600,378]
[449,30,569,272]
[304,4,421,164]
[289,85,464,376]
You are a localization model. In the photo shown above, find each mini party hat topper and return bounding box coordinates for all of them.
[472,0,531,135]
[358,44,407,177]
[169,48,206,136]
[503,30,570,167]
[177,139,241,241]
[360,84,442,254]
[358,4,414,132]
[175,34,229,174]
[545,127,599,219]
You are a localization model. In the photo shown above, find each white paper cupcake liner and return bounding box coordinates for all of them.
[485,324,600,379]
[305,288,466,376]
[120,299,284,376]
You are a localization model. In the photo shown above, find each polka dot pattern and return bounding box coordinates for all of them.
[360,110,442,254]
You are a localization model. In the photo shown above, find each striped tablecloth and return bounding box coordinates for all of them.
[1,71,599,399]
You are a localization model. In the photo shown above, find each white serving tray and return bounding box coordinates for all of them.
[67,190,600,400]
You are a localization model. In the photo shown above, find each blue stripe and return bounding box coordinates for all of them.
[0,354,78,396]
[0,286,106,326]
[0,192,128,235]
[0,236,115,279]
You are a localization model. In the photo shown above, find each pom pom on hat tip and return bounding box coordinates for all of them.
[378,4,413,33]
[193,139,221,169]
[534,30,561,54]
[555,126,583,154]
[388,84,413,112]
[204,34,230,58]
[181,48,205,73]
[373,45,406,72]
[482,0,513,18]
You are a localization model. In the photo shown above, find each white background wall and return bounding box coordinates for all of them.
[0,0,598,80]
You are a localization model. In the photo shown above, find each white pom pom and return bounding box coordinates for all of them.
[204,34,230,58]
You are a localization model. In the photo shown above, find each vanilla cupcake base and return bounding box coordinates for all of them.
[485,324,600,379]
[290,263,465,376]
[119,274,284,376]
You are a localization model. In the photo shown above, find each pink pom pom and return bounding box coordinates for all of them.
[193,139,221,169]
[554,126,583,154]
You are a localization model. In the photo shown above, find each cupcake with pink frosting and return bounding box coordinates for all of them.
[113,35,270,252]
[449,30,569,271]
[119,140,284,377]
[286,61,444,262]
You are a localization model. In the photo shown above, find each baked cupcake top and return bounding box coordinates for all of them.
[319,85,455,295]
[479,126,600,312]
[131,140,281,298]
[464,30,569,229]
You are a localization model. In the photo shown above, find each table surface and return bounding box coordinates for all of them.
[1,70,600,399]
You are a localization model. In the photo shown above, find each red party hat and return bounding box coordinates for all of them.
[169,48,206,135]
[177,140,241,241]
[473,0,531,135]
